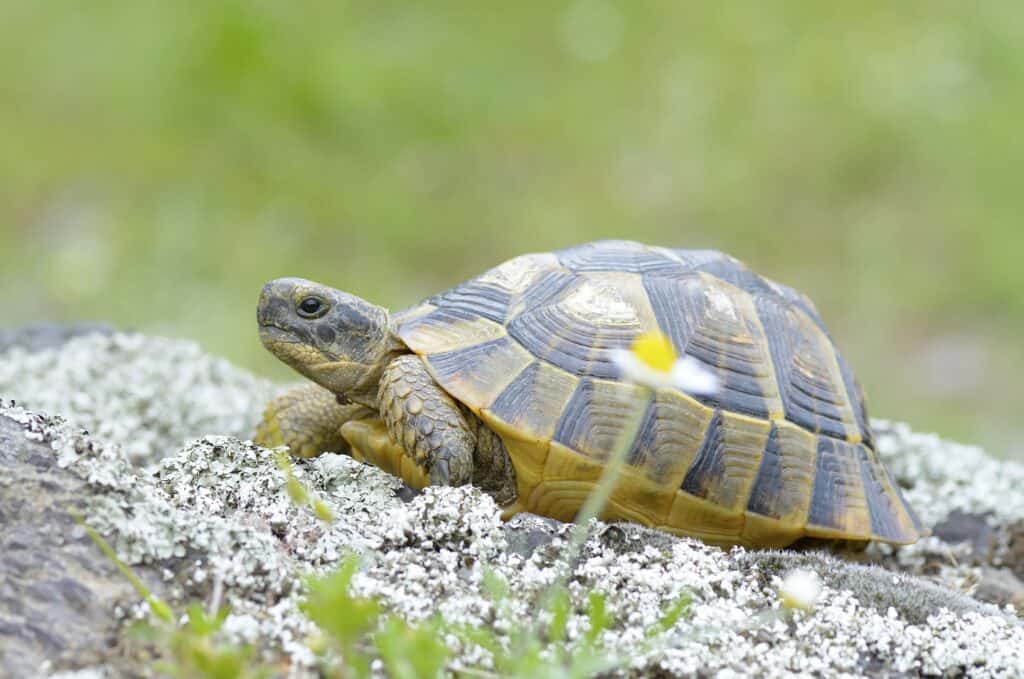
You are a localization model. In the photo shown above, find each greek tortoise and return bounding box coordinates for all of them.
[255,240,923,548]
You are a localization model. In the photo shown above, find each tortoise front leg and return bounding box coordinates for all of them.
[377,355,474,486]
[255,383,373,458]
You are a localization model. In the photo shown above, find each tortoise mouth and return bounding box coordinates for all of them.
[261,332,332,375]
[258,323,300,345]
[258,324,368,390]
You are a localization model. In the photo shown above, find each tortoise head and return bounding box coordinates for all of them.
[258,278,403,404]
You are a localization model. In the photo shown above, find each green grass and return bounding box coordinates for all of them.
[1,1,1022,458]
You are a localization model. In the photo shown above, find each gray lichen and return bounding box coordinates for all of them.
[1,331,1023,678]
[0,332,277,465]
[870,420,1024,612]
[875,419,1024,527]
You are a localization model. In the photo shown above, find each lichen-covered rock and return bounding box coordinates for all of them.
[0,321,113,354]
[867,422,1024,613]
[0,409,157,677]
[0,331,277,466]
[1,327,1023,678]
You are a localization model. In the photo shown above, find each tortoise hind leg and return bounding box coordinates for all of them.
[255,384,373,458]
[472,422,518,507]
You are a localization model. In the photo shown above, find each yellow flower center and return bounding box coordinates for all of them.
[630,331,677,373]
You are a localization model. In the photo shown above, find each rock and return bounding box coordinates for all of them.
[0,322,113,354]
[0,411,162,677]
[0,401,409,678]
[931,511,998,560]
[975,568,1024,613]
[0,330,278,466]
[0,328,1022,677]
[503,512,566,559]
[863,432,1024,615]
[1008,521,1024,580]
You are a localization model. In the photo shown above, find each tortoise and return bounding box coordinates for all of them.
[255,239,923,548]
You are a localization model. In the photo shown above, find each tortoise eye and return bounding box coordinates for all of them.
[297,296,328,319]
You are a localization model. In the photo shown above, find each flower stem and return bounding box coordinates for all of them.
[568,388,651,549]
[529,386,652,626]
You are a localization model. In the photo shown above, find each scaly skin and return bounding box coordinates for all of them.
[377,354,474,486]
[256,277,518,503]
[255,383,373,458]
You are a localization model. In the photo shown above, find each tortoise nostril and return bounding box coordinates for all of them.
[258,281,294,326]
[257,295,272,327]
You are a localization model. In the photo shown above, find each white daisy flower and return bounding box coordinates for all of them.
[611,331,719,395]
[778,569,822,612]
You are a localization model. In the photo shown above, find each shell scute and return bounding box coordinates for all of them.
[754,295,860,441]
[626,388,712,486]
[745,421,818,524]
[557,239,682,274]
[421,336,532,411]
[507,271,660,380]
[679,410,771,513]
[551,377,647,461]
[486,361,579,442]
[806,437,872,539]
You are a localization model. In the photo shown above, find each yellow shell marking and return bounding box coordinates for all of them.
[400,313,507,355]
[476,252,561,293]
[694,273,785,420]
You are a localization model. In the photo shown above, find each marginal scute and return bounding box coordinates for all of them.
[679,410,771,513]
[661,491,744,544]
[806,437,872,540]
[527,477,598,523]
[745,420,817,525]
[858,444,921,543]
[552,377,647,461]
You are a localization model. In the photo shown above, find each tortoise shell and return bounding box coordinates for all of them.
[392,240,923,547]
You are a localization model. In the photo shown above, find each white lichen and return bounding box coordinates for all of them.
[0,332,277,465]
[874,419,1024,526]
[1,333,1022,678]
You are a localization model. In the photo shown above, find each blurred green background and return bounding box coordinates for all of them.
[1,2,1022,458]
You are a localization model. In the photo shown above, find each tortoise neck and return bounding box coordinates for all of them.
[348,328,409,408]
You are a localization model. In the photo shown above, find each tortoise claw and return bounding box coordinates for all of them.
[430,458,451,485]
